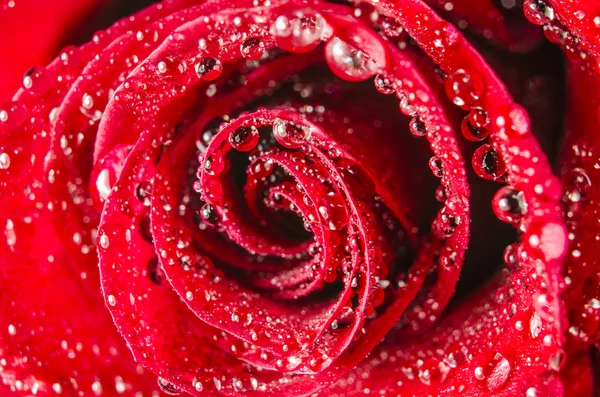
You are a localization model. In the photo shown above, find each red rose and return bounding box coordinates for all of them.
[0,0,597,395]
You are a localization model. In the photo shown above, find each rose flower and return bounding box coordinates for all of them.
[0,0,598,396]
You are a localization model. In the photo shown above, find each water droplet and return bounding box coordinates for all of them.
[99,234,110,249]
[523,0,555,25]
[380,17,403,37]
[503,243,519,269]
[461,108,489,141]
[250,158,274,178]
[409,117,427,137]
[374,74,395,94]
[148,258,162,285]
[429,156,444,178]
[0,152,11,170]
[318,192,348,231]
[533,292,556,322]
[196,58,223,81]
[21,66,52,96]
[325,37,377,82]
[240,38,265,60]
[229,126,259,152]
[530,311,542,338]
[136,181,152,206]
[270,12,330,53]
[493,186,525,223]
[472,144,506,180]
[521,371,564,396]
[564,167,591,203]
[200,203,219,226]
[273,119,311,148]
[0,101,26,129]
[445,69,481,108]
[157,377,182,395]
[472,351,511,392]
[418,359,447,385]
[437,208,461,236]
[204,150,226,175]
[331,306,356,330]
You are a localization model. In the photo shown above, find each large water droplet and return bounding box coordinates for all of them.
[271,12,330,53]
[240,38,265,60]
[325,37,377,82]
[374,74,395,94]
[445,69,481,108]
[229,126,259,152]
[196,58,223,81]
[493,186,525,223]
[0,152,11,170]
[461,108,489,141]
[523,0,555,25]
[200,203,220,226]
[157,377,182,395]
[409,117,427,137]
[564,167,591,203]
[273,119,311,148]
[472,144,506,180]
[204,150,226,176]
[318,192,348,231]
[472,351,511,392]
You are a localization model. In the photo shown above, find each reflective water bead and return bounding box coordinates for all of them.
[196,58,223,81]
[148,258,162,285]
[136,181,152,206]
[270,12,330,53]
[204,150,226,176]
[437,208,461,236]
[409,117,427,137]
[273,119,311,148]
[200,203,220,226]
[229,126,259,152]
[461,108,489,141]
[318,192,348,231]
[471,351,511,392]
[523,0,555,25]
[250,158,274,178]
[472,144,506,180]
[564,167,591,203]
[240,38,265,60]
[0,153,10,170]
[380,16,403,37]
[0,101,26,129]
[503,243,519,269]
[157,377,182,395]
[493,186,525,223]
[445,69,481,108]
[331,306,356,330]
[325,37,377,82]
[429,156,444,178]
[374,74,395,94]
[21,66,52,96]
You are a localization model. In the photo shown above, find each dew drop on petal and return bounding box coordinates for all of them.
[0,153,10,170]
[196,58,223,81]
[493,186,525,223]
[240,38,265,60]
[472,144,506,180]
[229,126,260,152]
[157,377,182,395]
[325,37,377,82]
[273,119,311,148]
